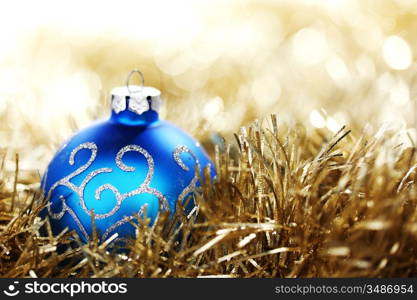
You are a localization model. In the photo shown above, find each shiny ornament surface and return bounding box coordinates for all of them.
[40,76,215,244]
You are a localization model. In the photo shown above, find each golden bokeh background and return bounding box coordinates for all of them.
[1,0,417,186]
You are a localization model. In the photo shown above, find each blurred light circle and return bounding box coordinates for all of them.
[383,36,412,70]
[352,19,383,52]
[389,79,409,106]
[203,96,224,120]
[377,72,396,93]
[251,76,281,110]
[326,116,341,133]
[173,68,210,91]
[355,55,376,80]
[309,109,326,128]
[155,51,192,76]
[292,28,328,65]
[325,55,350,86]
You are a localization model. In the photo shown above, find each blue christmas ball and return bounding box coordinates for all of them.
[40,82,215,244]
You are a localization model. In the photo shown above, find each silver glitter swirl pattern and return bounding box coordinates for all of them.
[46,142,100,241]
[46,142,170,241]
[113,145,169,211]
[46,142,98,197]
[116,145,153,186]
[65,204,89,241]
[101,204,148,242]
[91,184,123,219]
[173,145,201,204]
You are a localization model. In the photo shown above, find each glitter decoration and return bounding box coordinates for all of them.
[45,142,105,237]
[115,144,169,211]
[46,195,89,242]
[92,184,123,219]
[128,95,150,115]
[45,142,171,229]
[64,204,89,241]
[116,144,154,184]
[173,145,201,203]
[111,95,126,114]
[40,71,215,244]
[102,204,148,242]
[3,1,417,278]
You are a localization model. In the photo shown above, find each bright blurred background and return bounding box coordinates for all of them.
[1,0,417,182]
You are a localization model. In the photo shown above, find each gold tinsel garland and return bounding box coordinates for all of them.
[0,115,416,278]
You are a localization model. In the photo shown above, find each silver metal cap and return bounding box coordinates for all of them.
[111,69,161,115]
[111,85,161,115]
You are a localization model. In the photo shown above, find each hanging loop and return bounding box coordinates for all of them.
[126,69,145,94]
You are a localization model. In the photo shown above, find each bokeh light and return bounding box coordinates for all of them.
[383,36,412,70]
[1,0,417,176]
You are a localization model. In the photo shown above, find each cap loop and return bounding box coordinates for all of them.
[126,69,145,94]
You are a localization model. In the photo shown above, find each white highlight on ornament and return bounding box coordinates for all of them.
[383,36,412,70]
